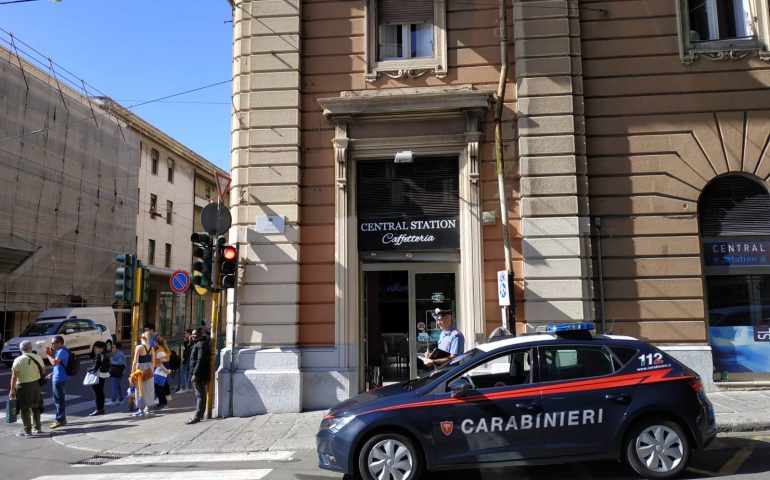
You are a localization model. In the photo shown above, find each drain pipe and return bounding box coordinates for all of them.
[495,0,513,333]
[593,217,606,333]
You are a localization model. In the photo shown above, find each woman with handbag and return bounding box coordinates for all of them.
[85,341,110,416]
[9,340,45,436]
[106,342,126,406]
[130,332,155,417]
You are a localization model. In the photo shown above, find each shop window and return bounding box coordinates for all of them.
[676,0,770,63]
[366,0,447,81]
[700,174,770,376]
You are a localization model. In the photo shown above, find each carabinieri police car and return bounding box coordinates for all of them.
[317,323,716,480]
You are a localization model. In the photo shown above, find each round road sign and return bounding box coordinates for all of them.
[170,270,191,293]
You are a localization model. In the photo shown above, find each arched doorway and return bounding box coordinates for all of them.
[699,174,770,380]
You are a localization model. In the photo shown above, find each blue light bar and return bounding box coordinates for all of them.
[545,322,596,334]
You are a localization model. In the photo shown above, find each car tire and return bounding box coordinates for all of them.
[625,417,690,479]
[357,432,422,480]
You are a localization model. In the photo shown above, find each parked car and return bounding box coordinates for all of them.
[1,318,111,367]
[317,323,716,480]
[35,307,116,340]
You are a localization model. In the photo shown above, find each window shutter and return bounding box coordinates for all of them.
[699,175,770,236]
[378,0,433,25]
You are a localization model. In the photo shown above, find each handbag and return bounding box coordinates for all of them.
[5,398,17,423]
[83,371,99,386]
[109,363,125,378]
[26,354,46,386]
[142,368,154,380]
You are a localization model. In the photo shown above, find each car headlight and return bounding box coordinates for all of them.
[320,415,355,434]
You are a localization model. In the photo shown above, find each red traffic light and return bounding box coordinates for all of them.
[222,245,237,261]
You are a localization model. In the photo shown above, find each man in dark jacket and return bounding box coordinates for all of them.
[186,327,210,424]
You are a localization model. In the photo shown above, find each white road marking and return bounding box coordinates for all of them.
[33,470,271,480]
[76,451,295,467]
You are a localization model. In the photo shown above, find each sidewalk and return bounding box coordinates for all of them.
[48,389,770,456]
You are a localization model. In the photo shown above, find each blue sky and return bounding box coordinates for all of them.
[1,0,233,170]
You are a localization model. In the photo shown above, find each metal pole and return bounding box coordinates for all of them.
[228,244,238,418]
[205,290,220,419]
[131,259,142,350]
[496,0,512,333]
[593,218,606,334]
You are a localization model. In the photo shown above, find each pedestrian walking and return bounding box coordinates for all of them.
[106,342,126,406]
[87,341,110,416]
[176,329,193,392]
[185,327,210,424]
[44,335,69,429]
[9,340,44,436]
[153,336,171,409]
[130,332,155,417]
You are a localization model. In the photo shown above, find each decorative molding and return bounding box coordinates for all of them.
[380,68,433,80]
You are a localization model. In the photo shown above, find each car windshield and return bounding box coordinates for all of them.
[406,348,487,390]
[20,322,60,337]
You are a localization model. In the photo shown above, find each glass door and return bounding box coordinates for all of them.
[362,264,458,386]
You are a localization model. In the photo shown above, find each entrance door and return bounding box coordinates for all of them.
[362,265,458,387]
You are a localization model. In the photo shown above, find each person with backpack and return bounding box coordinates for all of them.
[43,335,70,429]
[9,340,45,436]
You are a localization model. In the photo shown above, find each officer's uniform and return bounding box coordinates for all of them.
[437,326,465,356]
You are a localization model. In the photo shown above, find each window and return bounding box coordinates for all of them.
[458,349,534,390]
[539,346,614,382]
[166,200,173,225]
[366,0,447,81]
[165,243,172,268]
[78,320,95,332]
[148,239,155,265]
[167,158,175,183]
[677,0,770,63]
[205,185,211,200]
[150,194,158,218]
[151,149,159,175]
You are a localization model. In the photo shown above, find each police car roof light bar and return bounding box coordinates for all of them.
[545,322,596,334]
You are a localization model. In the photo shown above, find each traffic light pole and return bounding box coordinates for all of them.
[205,226,223,420]
[130,259,143,350]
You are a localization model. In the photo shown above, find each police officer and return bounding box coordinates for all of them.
[422,309,464,368]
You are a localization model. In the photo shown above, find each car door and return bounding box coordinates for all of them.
[430,347,544,466]
[537,344,639,456]
[78,320,98,354]
[59,320,83,354]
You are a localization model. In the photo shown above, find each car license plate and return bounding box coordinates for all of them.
[10,352,20,357]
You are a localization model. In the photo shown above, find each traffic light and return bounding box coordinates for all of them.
[219,244,238,289]
[115,253,136,304]
[140,266,150,303]
[191,232,213,290]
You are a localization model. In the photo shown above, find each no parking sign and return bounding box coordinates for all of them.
[170,270,191,294]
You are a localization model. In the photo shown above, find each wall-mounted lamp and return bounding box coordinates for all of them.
[394,151,414,164]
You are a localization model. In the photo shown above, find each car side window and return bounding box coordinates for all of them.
[78,320,95,331]
[60,321,77,334]
[458,348,533,390]
[607,346,638,370]
[539,346,614,382]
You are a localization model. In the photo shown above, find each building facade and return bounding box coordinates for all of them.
[0,45,138,341]
[99,99,229,346]
[222,0,770,415]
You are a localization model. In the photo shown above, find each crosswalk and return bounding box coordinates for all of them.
[28,451,302,480]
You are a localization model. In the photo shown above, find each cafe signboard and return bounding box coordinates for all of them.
[358,216,459,252]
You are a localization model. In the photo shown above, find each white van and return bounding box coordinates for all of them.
[36,307,117,339]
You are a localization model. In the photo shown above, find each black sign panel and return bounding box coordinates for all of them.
[358,216,460,252]
[704,240,770,267]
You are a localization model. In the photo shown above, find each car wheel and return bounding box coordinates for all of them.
[358,432,422,480]
[625,418,690,479]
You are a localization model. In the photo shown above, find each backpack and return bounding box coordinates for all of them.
[169,350,181,371]
[64,348,80,376]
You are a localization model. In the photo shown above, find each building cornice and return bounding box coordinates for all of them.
[93,97,228,179]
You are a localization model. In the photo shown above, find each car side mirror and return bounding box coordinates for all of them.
[449,378,473,398]
[65,328,75,334]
